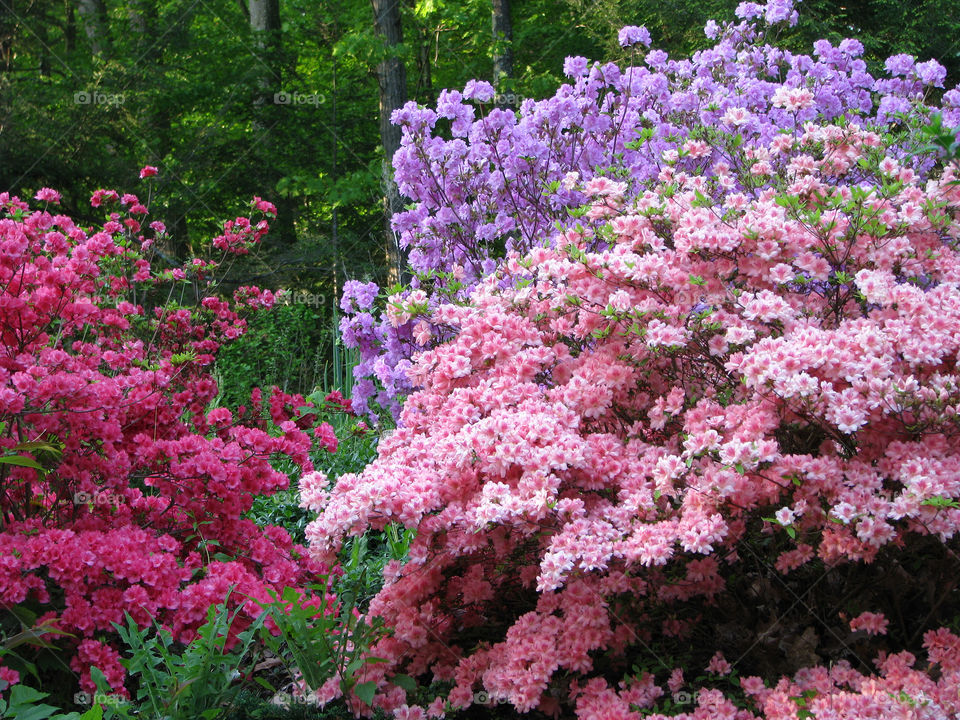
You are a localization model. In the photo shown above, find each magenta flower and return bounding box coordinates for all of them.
[34,187,61,204]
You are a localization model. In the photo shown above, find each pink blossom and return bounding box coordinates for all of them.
[34,187,61,203]
[850,611,889,635]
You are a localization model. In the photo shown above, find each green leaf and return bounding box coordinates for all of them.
[169,352,196,366]
[390,674,417,693]
[78,705,104,720]
[0,455,44,470]
[9,706,59,720]
[9,685,49,706]
[344,658,366,678]
[353,681,377,706]
[920,495,960,508]
[253,677,274,693]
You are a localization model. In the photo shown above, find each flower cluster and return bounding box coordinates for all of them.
[0,184,332,693]
[339,0,960,421]
[308,99,960,717]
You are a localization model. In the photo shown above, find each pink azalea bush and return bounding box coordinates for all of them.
[0,181,333,694]
[307,111,960,716]
[340,0,960,421]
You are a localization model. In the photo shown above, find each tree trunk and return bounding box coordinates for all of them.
[0,0,12,143]
[0,0,14,74]
[492,0,513,88]
[36,15,50,76]
[371,0,407,284]
[248,0,295,247]
[128,0,148,37]
[76,0,110,56]
[64,0,76,53]
[249,0,281,100]
[404,1,433,104]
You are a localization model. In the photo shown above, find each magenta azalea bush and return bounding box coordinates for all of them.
[0,183,333,693]
[340,0,960,421]
[310,4,960,716]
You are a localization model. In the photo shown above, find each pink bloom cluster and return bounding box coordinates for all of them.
[212,214,271,255]
[341,0,960,421]
[307,116,960,717]
[0,189,332,693]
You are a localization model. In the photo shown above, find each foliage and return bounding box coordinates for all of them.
[307,3,960,717]
[215,302,326,408]
[247,393,376,544]
[0,684,100,720]
[223,690,386,720]
[333,523,413,610]
[255,582,391,714]
[0,180,335,696]
[77,580,392,720]
[91,598,270,720]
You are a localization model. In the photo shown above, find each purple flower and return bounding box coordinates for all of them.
[341,0,960,423]
[764,0,798,26]
[618,25,651,48]
[838,39,864,57]
[645,49,669,71]
[463,80,495,102]
[735,2,764,20]
[340,280,380,312]
[885,53,915,77]
[563,56,589,78]
[915,59,946,87]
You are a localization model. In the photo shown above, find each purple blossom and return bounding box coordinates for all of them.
[885,53,915,77]
[916,59,946,87]
[838,38,864,57]
[618,25,651,48]
[463,80,495,102]
[645,49,669,71]
[563,56,589,78]
[340,280,379,312]
[735,2,764,20]
[764,0,798,25]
